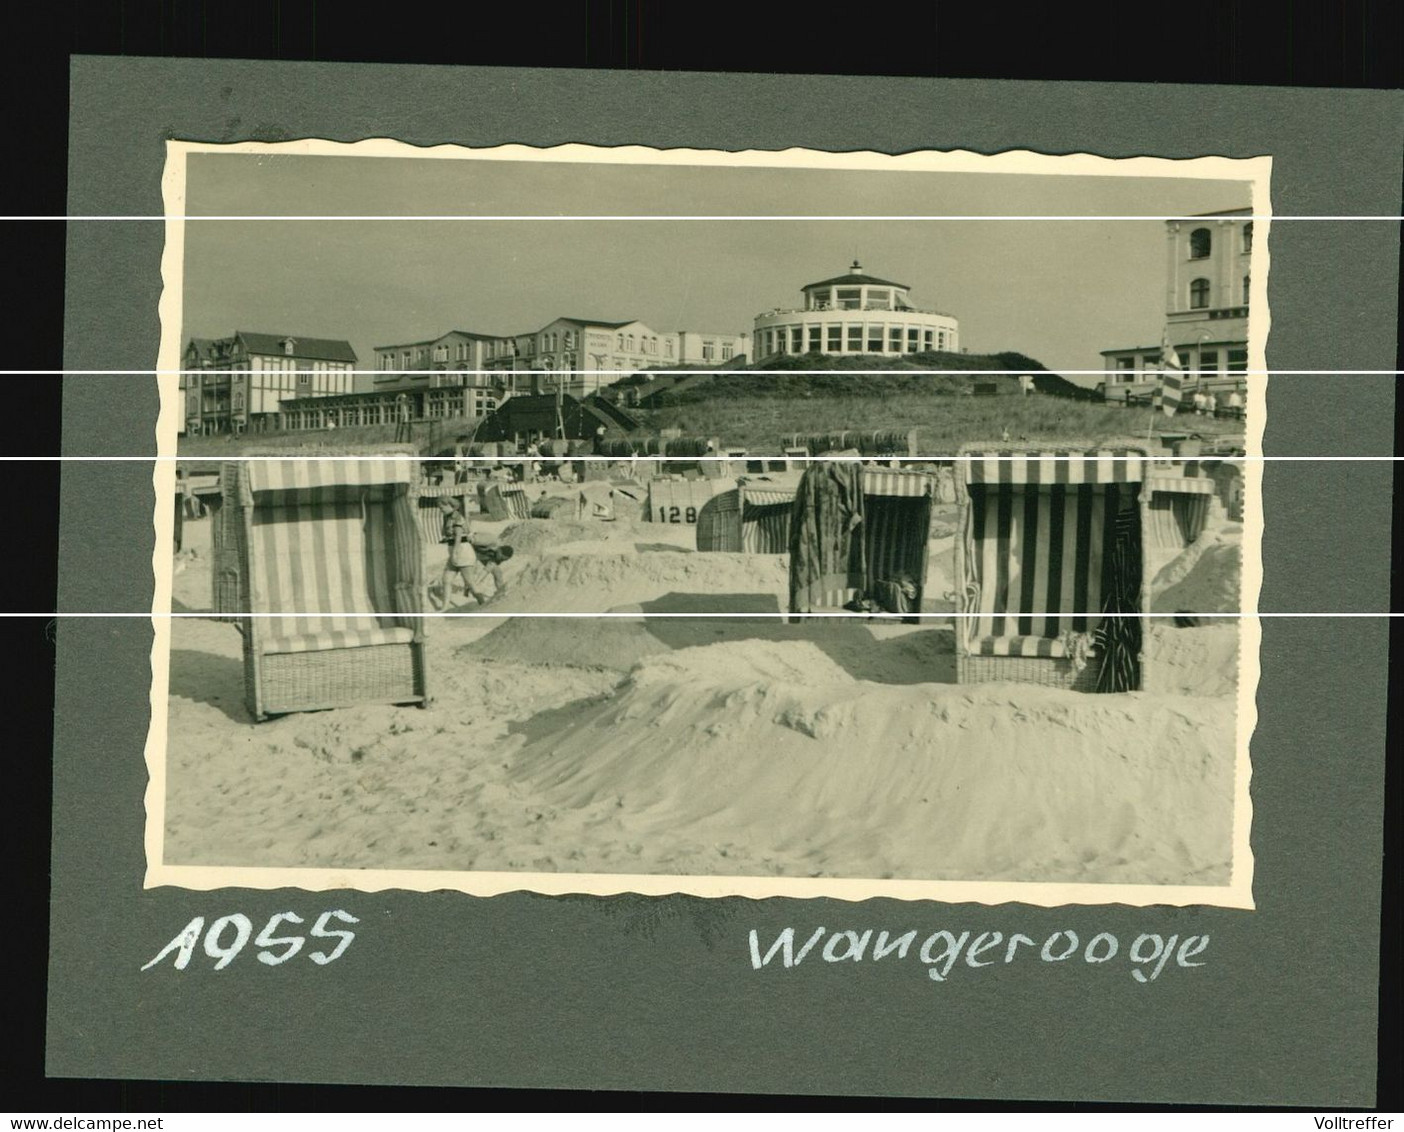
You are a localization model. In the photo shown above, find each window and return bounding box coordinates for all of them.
[807,327,821,352]
[847,325,863,351]
[906,328,919,353]
[1243,274,1251,304]
[282,339,295,356]
[702,342,716,362]
[791,327,804,353]
[827,325,842,352]
[1199,350,1219,375]
[888,327,902,352]
[402,351,411,367]
[1227,348,1248,374]
[868,289,891,311]
[1189,228,1212,259]
[617,335,624,350]
[934,331,943,350]
[866,326,883,352]
[810,288,831,311]
[664,339,674,357]
[1190,278,1211,309]
[837,287,862,310]
[1243,222,1253,252]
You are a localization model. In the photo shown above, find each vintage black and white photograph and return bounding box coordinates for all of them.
[148,141,1266,906]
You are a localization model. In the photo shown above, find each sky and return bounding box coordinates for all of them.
[178,152,1254,387]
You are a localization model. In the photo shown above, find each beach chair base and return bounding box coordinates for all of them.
[955,652,1104,692]
[248,641,428,722]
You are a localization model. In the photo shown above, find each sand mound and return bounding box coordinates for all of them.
[506,640,1235,885]
[498,518,639,557]
[488,551,791,614]
[463,617,675,671]
[1152,525,1242,615]
[1144,622,1240,698]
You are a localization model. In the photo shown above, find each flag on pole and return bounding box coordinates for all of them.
[1159,333,1184,417]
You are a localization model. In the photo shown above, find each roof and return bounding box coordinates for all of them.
[184,337,219,361]
[374,330,497,352]
[803,262,908,291]
[473,393,638,442]
[235,332,358,363]
[555,317,638,329]
[1186,207,1252,218]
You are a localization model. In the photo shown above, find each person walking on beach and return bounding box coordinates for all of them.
[430,496,509,609]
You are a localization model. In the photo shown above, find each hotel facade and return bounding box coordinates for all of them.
[752,261,960,361]
[1101,208,1253,400]
[481,317,749,396]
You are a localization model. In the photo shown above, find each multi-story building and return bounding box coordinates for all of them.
[370,330,502,417]
[752,261,960,361]
[180,331,357,435]
[1101,208,1253,401]
[483,317,749,396]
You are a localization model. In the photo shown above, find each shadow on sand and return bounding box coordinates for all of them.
[633,592,956,685]
[167,648,252,723]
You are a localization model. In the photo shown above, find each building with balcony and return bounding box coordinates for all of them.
[1101,208,1253,402]
[751,261,960,361]
[482,317,748,395]
[179,332,357,436]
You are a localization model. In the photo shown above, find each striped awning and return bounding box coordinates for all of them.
[742,488,798,507]
[862,469,936,497]
[963,450,1145,485]
[244,458,416,494]
[418,481,476,499]
[1147,476,1216,495]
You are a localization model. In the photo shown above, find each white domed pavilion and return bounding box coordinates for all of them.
[752,261,959,360]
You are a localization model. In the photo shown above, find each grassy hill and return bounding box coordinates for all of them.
[626,353,1240,450]
[635,388,1242,450]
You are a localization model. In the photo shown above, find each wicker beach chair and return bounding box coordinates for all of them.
[952,443,1151,692]
[223,447,428,720]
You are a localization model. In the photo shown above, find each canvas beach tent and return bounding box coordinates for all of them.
[787,462,938,619]
[1142,458,1226,577]
[695,470,805,554]
[477,480,532,521]
[953,444,1151,693]
[217,446,429,721]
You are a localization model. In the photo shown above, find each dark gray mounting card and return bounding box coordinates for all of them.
[51,58,1397,1105]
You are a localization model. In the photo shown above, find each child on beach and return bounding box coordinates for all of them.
[430,497,510,609]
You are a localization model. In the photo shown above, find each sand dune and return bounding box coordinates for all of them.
[507,641,1235,884]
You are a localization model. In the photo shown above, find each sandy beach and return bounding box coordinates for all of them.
[162,484,1242,886]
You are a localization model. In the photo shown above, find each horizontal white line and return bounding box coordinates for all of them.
[22,369,1388,376]
[11,454,1378,462]
[7,611,1392,618]
[8,214,1400,221]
